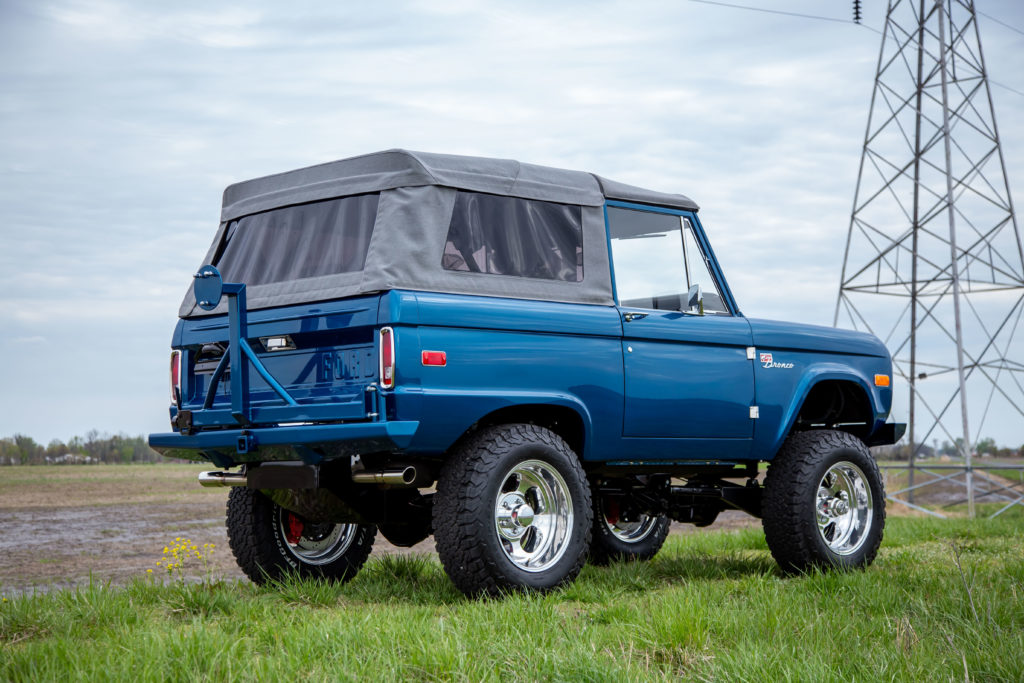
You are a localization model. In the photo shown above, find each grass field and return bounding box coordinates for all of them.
[2,514,1022,681]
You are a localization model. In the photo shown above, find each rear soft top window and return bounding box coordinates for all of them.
[442,191,583,282]
[214,193,379,286]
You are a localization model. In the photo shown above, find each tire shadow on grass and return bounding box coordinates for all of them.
[568,550,778,600]
[256,532,780,608]
[260,554,465,607]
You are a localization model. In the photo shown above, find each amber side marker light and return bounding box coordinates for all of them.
[874,374,891,387]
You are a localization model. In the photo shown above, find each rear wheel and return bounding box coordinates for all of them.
[589,493,669,565]
[762,430,885,573]
[226,487,376,584]
[433,424,592,597]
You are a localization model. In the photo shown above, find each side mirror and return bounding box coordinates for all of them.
[687,284,704,315]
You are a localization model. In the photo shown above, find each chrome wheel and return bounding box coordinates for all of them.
[494,459,574,573]
[601,499,660,543]
[277,508,357,566]
[816,461,873,556]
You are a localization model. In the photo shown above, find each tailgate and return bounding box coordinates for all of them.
[178,294,381,428]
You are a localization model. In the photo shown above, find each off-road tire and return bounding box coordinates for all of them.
[589,494,670,565]
[762,429,885,574]
[226,487,376,585]
[433,424,592,597]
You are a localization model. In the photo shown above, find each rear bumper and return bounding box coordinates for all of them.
[148,421,419,467]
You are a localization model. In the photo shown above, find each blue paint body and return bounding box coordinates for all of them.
[149,203,896,469]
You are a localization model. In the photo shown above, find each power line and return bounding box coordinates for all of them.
[978,9,1024,38]
[686,2,1024,43]
[991,79,1024,98]
[687,0,881,34]
[688,1,1023,94]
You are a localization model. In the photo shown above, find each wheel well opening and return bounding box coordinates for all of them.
[794,381,872,438]
[462,405,586,458]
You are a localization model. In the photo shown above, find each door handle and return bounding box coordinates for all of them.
[623,312,648,322]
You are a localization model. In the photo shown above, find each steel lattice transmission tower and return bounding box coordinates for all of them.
[835,0,1024,516]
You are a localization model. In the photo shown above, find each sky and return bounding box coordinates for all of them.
[1,0,1022,447]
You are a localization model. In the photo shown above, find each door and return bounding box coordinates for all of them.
[606,204,755,439]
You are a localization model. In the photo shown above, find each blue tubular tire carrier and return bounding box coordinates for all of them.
[147,266,418,464]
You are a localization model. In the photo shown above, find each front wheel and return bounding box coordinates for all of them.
[762,430,885,573]
[433,424,592,597]
[226,487,376,585]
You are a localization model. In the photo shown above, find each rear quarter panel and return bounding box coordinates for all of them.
[379,291,624,461]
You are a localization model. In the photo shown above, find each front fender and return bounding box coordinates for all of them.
[757,362,889,460]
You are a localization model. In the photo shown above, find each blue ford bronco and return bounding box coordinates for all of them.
[149,150,904,596]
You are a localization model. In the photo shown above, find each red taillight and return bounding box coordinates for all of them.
[170,350,182,404]
[379,327,395,389]
[421,350,447,366]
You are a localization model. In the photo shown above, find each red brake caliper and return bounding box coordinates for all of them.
[605,498,620,526]
[284,511,304,545]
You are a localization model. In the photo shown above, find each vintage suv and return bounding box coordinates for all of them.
[149,150,904,596]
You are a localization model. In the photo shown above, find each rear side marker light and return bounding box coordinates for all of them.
[170,350,182,404]
[874,374,890,387]
[379,327,395,389]
[422,351,447,366]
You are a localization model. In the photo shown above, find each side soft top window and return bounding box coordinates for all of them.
[442,191,583,282]
[607,206,730,315]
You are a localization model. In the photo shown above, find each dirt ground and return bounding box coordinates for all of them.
[0,464,763,596]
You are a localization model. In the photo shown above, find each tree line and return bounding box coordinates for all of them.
[1,430,1019,466]
[0,431,169,465]
[874,436,1021,461]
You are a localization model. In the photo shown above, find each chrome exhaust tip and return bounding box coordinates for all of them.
[351,466,419,486]
[198,470,247,488]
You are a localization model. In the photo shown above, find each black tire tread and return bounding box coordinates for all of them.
[589,505,670,566]
[433,424,592,597]
[226,486,376,585]
[762,429,885,573]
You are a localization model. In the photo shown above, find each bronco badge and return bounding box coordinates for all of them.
[760,352,794,369]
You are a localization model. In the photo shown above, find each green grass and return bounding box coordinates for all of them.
[2,518,1022,681]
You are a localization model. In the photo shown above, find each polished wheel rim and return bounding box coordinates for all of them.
[277,508,357,566]
[494,459,573,573]
[601,498,660,543]
[816,461,873,556]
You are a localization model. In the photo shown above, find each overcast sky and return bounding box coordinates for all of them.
[1,0,1022,447]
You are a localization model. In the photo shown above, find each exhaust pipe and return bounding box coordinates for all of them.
[198,470,247,488]
[351,466,420,486]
